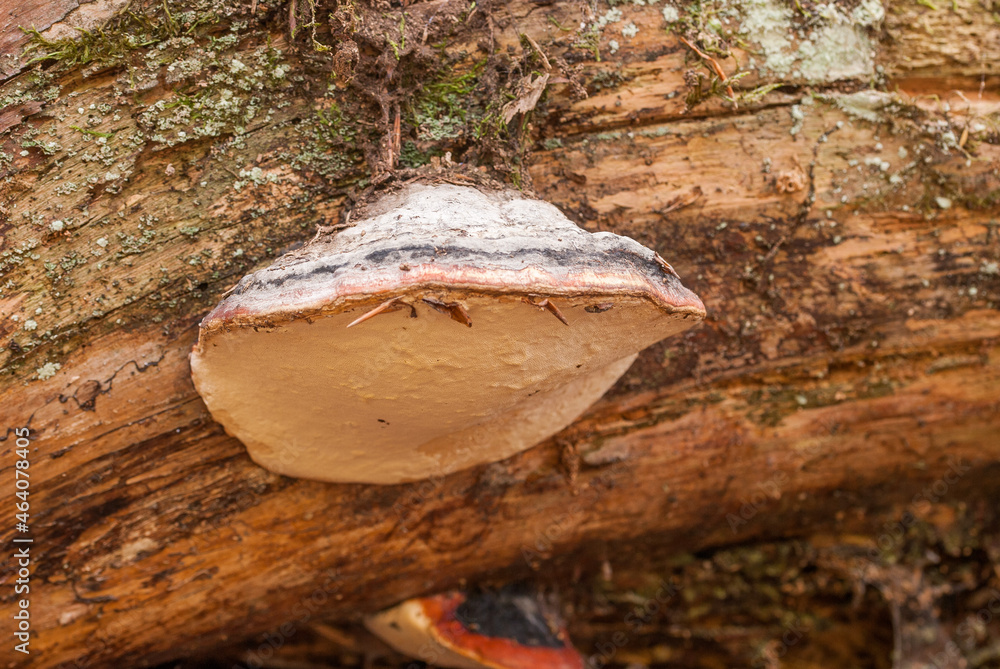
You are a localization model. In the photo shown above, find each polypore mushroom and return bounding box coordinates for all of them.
[364,586,583,669]
[190,183,704,484]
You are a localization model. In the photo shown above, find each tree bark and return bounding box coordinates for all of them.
[0,0,998,667]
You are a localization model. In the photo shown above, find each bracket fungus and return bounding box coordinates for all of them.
[364,587,584,669]
[190,183,704,484]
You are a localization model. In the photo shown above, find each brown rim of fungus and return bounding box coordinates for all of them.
[190,183,705,484]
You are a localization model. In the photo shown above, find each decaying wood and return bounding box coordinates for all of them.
[0,0,998,666]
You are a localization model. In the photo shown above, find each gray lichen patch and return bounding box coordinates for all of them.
[137,43,294,149]
[0,3,344,378]
[821,89,901,123]
[720,0,883,84]
[0,87,315,378]
[34,361,61,380]
[603,0,884,90]
[549,0,887,115]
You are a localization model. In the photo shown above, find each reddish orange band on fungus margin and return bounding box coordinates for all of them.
[421,593,586,669]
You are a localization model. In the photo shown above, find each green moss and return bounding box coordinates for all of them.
[744,374,902,427]
[398,141,443,168]
[957,186,1000,211]
[0,0,559,377]
[70,126,115,139]
[572,27,602,61]
[509,164,522,189]
[386,14,405,60]
[21,2,218,70]
[473,105,509,143]
[547,16,575,32]
[411,59,486,141]
[291,0,332,52]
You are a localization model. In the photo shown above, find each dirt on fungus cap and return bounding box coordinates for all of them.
[189,183,705,484]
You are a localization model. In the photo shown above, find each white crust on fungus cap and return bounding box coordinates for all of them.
[190,184,705,484]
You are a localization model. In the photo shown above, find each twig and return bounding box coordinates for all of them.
[522,32,551,71]
[348,298,401,328]
[310,222,349,243]
[391,104,401,168]
[679,36,737,109]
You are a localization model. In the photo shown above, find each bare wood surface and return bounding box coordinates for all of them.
[0,0,998,666]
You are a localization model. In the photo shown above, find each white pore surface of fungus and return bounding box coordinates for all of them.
[190,184,705,484]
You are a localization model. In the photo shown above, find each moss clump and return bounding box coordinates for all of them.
[385,14,405,60]
[21,2,219,71]
[571,27,603,61]
[409,59,486,142]
[398,141,443,168]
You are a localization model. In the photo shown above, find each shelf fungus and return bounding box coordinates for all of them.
[189,183,705,484]
[364,587,584,669]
